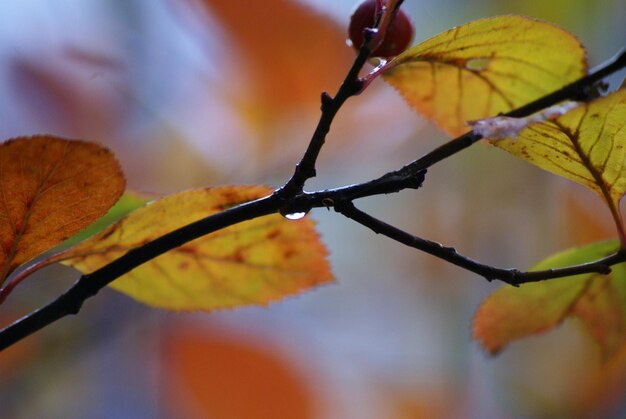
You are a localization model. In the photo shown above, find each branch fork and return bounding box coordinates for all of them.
[0,10,625,352]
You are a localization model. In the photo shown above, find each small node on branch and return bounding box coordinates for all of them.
[407,169,427,189]
[321,197,335,210]
[570,80,609,102]
[320,92,333,110]
[503,269,523,287]
[351,78,367,95]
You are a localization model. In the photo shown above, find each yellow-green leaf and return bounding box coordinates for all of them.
[382,15,587,136]
[490,89,626,219]
[0,136,125,285]
[58,186,333,311]
[473,240,626,357]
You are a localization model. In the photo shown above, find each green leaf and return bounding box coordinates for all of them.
[473,240,626,357]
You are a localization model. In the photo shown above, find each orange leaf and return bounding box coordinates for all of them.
[58,186,333,311]
[0,136,125,285]
[474,240,626,357]
[577,340,626,414]
[382,15,587,136]
[162,326,315,419]
[184,0,353,114]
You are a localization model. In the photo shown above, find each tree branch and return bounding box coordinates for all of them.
[279,1,406,198]
[0,195,280,351]
[1,42,624,352]
[334,200,621,285]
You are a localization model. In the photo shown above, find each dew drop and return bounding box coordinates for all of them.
[283,212,307,221]
[372,57,387,70]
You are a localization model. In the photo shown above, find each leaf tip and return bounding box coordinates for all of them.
[472,304,505,356]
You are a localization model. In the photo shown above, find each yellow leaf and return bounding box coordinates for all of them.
[0,136,125,285]
[58,186,333,311]
[490,89,626,237]
[473,240,626,357]
[382,15,587,136]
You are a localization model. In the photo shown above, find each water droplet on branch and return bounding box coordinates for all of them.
[283,212,307,221]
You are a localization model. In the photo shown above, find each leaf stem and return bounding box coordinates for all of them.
[608,199,626,248]
[0,257,61,304]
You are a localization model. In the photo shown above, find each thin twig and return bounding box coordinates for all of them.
[335,200,621,285]
[278,1,405,199]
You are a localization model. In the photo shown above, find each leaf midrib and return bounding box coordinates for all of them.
[555,117,626,244]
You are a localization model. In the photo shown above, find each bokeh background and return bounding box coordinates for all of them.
[1,0,625,418]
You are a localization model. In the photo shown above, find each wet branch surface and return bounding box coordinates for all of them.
[0,31,624,351]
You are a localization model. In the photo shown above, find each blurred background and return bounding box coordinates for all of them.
[0,0,625,417]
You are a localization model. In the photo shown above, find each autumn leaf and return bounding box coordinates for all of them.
[473,240,626,357]
[162,326,315,419]
[57,186,333,311]
[183,0,352,115]
[577,340,626,413]
[0,136,125,286]
[61,191,149,247]
[382,15,587,136]
[488,89,626,239]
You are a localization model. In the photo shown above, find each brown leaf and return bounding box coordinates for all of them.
[0,136,125,285]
